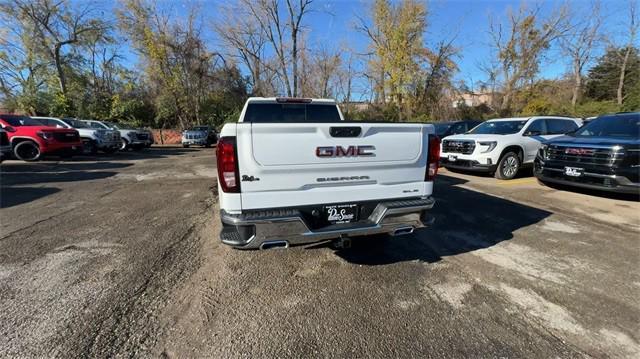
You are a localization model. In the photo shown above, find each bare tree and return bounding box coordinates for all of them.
[119,0,225,129]
[560,1,602,108]
[214,3,270,95]
[2,0,108,96]
[419,37,459,107]
[355,6,386,104]
[614,0,638,105]
[286,0,313,97]
[488,3,570,114]
[237,0,313,97]
[335,48,357,104]
[477,60,500,109]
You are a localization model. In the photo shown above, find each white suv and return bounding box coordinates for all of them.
[440,116,582,179]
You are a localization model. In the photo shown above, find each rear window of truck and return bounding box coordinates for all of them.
[243,103,341,123]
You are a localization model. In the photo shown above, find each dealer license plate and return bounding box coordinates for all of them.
[323,204,359,224]
[564,166,584,177]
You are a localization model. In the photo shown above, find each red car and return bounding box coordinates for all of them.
[0,114,83,161]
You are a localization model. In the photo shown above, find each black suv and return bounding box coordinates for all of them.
[432,120,483,138]
[534,112,639,194]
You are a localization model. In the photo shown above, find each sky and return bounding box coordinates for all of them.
[96,0,635,99]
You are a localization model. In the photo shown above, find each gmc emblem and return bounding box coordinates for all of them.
[316,145,375,157]
[565,148,594,155]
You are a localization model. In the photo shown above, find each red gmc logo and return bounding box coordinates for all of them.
[565,148,594,155]
[316,145,375,157]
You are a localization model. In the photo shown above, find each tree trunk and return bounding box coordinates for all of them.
[379,69,386,104]
[252,58,261,96]
[291,30,298,97]
[54,44,67,95]
[281,60,292,97]
[501,85,512,115]
[617,47,631,106]
[571,60,582,109]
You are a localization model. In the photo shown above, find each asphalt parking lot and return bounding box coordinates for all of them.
[1,147,638,358]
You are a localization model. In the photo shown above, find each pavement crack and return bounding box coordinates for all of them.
[0,208,76,241]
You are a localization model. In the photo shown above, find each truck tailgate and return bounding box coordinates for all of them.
[236,123,433,209]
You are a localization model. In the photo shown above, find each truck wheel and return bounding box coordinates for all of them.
[82,139,98,155]
[183,144,189,148]
[13,140,41,161]
[495,151,520,180]
[120,138,129,151]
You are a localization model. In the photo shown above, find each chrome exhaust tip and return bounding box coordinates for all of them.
[259,240,290,250]
[392,226,414,236]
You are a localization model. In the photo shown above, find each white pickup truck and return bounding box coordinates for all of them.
[216,97,440,249]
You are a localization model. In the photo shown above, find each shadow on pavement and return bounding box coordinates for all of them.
[539,180,640,202]
[0,146,209,208]
[0,161,127,187]
[48,145,208,162]
[2,170,119,187]
[1,161,132,173]
[444,165,534,179]
[0,187,61,208]
[331,174,553,265]
[0,161,128,207]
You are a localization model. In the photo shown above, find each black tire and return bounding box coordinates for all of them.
[120,138,129,151]
[495,151,521,180]
[13,140,41,161]
[132,144,143,151]
[103,147,118,154]
[204,143,211,148]
[82,139,98,155]
[183,144,189,148]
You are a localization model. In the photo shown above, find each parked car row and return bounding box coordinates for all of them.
[0,114,155,162]
[439,112,640,194]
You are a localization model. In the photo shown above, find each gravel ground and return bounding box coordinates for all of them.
[1,147,638,358]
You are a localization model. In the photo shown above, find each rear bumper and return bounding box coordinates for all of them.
[220,197,435,249]
[534,160,640,194]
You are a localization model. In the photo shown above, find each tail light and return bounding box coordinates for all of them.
[216,136,240,193]
[426,134,440,181]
